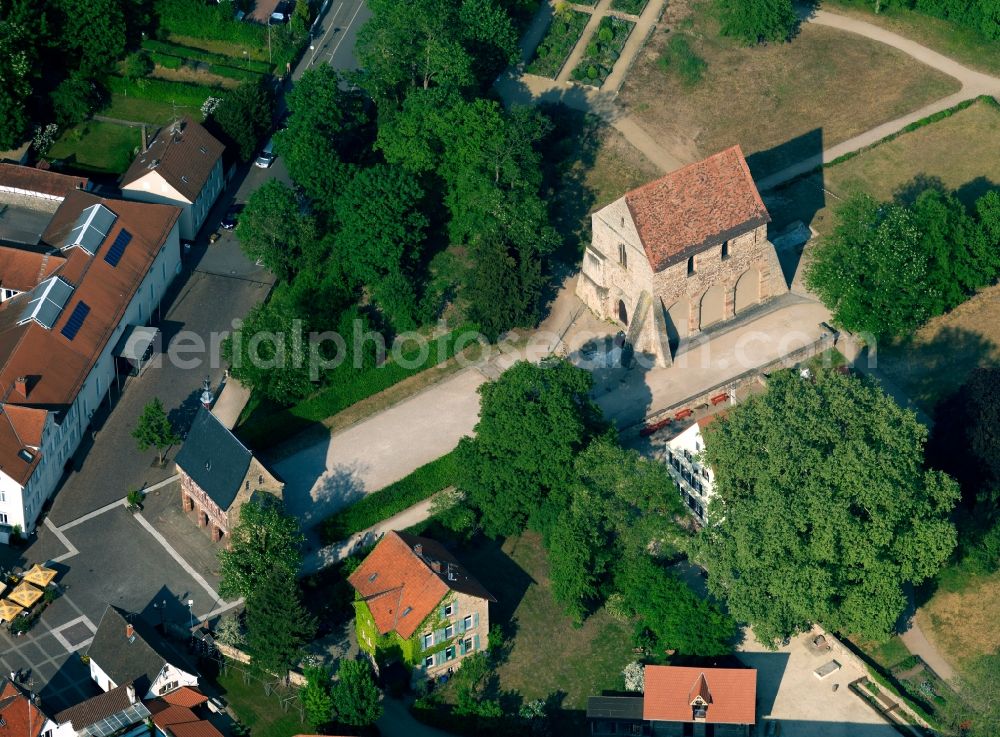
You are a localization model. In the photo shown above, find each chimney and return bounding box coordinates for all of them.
[126,683,136,705]
[413,544,423,556]
[125,623,134,640]
[14,376,27,398]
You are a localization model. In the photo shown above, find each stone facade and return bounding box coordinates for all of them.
[412,590,490,680]
[576,148,787,366]
[179,458,282,544]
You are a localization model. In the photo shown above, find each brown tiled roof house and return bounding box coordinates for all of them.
[576,145,787,366]
[120,118,225,241]
[349,531,495,682]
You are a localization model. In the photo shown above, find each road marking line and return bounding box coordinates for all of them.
[309,0,346,66]
[133,512,224,605]
[326,1,364,65]
[50,615,97,654]
[56,473,180,532]
[44,517,79,562]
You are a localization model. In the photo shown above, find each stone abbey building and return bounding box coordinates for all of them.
[576,145,786,366]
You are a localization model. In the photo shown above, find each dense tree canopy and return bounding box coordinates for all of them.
[457,359,603,537]
[715,0,798,45]
[245,568,316,677]
[330,659,383,727]
[0,0,44,149]
[209,78,276,162]
[235,181,315,282]
[219,495,305,600]
[55,0,127,75]
[805,188,999,338]
[695,369,959,643]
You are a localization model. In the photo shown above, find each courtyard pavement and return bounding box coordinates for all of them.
[738,630,896,737]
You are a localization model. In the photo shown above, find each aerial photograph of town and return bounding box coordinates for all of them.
[0,0,997,735]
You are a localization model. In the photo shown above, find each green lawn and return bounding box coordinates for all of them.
[101,94,202,125]
[47,121,141,174]
[456,533,634,734]
[215,668,306,737]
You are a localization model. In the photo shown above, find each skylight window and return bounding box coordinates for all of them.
[18,277,74,330]
[368,572,378,582]
[66,203,117,255]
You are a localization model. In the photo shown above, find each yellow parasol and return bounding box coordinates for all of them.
[7,581,42,608]
[0,599,24,623]
[22,563,56,588]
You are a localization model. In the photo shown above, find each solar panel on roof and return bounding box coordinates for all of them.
[60,301,90,340]
[103,228,132,267]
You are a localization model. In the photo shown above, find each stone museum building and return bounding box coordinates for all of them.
[576,145,786,365]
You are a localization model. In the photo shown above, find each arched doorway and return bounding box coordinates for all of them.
[618,299,628,325]
[734,267,762,314]
[700,285,725,329]
[666,298,690,353]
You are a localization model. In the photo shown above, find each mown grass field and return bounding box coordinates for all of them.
[215,668,305,737]
[48,121,141,174]
[620,0,961,178]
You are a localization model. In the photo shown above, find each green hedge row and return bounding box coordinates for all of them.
[149,51,182,70]
[320,451,460,543]
[205,63,263,83]
[142,39,273,74]
[155,0,271,47]
[236,327,479,449]
[106,76,220,107]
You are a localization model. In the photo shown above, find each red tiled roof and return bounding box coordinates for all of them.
[249,0,281,22]
[624,146,770,272]
[121,118,224,203]
[348,531,495,640]
[0,248,65,293]
[148,702,198,729]
[0,164,89,199]
[161,687,208,708]
[696,409,729,430]
[643,666,756,725]
[167,721,225,737]
[0,192,180,486]
[0,680,48,737]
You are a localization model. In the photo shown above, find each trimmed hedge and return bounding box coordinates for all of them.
[142,39,273,74]
[150,51,183,70]
[106,76,220,107]
[319,451,460,543]
[155,0,271,47]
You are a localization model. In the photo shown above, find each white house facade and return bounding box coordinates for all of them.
[664,419,717,524]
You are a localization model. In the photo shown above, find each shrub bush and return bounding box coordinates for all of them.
[319,451,460,543]
[150,52,183,70]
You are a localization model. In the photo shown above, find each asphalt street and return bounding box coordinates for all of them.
[301,0,371,77]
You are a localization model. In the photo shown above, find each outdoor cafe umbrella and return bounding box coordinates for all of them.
[7,581,42,608]
[0,599,23,623]
[22,564,56,588]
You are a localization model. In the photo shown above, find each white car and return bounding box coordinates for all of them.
[254,138,275,168]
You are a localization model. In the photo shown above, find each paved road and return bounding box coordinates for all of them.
[301,0,371,76]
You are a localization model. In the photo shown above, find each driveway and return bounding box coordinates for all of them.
[272,369,487,531]
[738,630,889,736]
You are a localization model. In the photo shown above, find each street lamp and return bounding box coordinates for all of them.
[187,599,194,632]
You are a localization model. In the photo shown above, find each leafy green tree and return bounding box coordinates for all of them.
[333,164,429,330]
[617,554,736,656]
[299,665,334,729]
[376,86,458,174]
[977,190,1000,247]
[235,181,315,281]
[276,66,366,208]
[121,51,153,83]
[209,78,275,161]
[330,659,383,727]
[548,491,614,623]
[219,495,305,600]
[695,369,959,643]
[132,398,179,464]
[806,193,932,337]
[0,0,44,149]
[55,0,127,74]
[245,567,316,677]
[222,291,316,403]
[50,72,99,127]
[928,367,1000,508]
[715,0,798,45]
[457,359,603,537]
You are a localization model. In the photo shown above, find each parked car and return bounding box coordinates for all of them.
[254,138,275,168]
[221,204,243,230]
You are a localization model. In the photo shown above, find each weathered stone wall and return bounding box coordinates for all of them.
[226,458,284,532]
[651,224,783,334]
[576,198,654,326]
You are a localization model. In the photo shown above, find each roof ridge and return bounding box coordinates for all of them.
[623,144,743,202]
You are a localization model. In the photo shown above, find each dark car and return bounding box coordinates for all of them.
[221,204,243,230]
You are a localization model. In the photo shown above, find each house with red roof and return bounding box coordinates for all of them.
[576,146,786,366]
[0,191,182,541]
[0,678,74,737]
[348,531,495,681]
[588,665,757,736]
